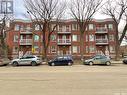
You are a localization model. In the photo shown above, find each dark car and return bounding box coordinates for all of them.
[123,58,127,64]
[83,54,111,66]
[48,56,73,66]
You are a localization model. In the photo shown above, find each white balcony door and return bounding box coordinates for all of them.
[62,35,66,43]
[20,35,23,40]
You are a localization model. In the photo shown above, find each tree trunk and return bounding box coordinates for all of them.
[1,38,7,58]
[115,27,120,60]
[80,33,84,60]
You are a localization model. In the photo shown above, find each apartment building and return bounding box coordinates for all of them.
[6,19,116,59]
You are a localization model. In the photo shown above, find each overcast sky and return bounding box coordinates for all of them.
[14,0,110,19]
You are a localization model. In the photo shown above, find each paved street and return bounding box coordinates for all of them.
[0,64,127,95]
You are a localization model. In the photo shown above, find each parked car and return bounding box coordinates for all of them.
[0,57,10,66]
[48,56,73,66]
[11,55,41,66]
[83,54,111,66]
[123,58,127,64]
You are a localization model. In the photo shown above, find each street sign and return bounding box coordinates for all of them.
[0,0,13,14]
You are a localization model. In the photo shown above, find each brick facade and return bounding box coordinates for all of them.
[7,19,116,59]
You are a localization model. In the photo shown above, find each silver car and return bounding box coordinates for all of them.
[11,55,41,66]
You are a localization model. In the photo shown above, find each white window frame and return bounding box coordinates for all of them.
[34,35,39,42]
[72,24,78,30]
[13,35,19,42]
[51,35,56,42]
[51,46,56,53]
[72,35,78,42]
[35,24,40,31]
[89,34,94,41]
[108,24,113,30]
[89,45,95,53]
[15,24,20,31]
[73,46,78,53]
[88,24,94,30]
[109,35,114,41]
[110,46,115,53]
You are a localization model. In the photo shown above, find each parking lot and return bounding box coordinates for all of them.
[0,64,127,95]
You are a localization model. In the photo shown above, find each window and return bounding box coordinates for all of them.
[89,34,94,41]
[58,25,62,31]
[72,24,78,30]
[20,25,24,31]
[86,35,88,42]
[86,46,89,53]
[109,35,114,41]
[34,45,39,53]
[66,25,69,31]
[35,24,40,30]
[51,46,56,53]
[73,46,78,53]
[13,46,18,53]
[13,35,19,42]
[51,24,56,31]
[89,45,95,53]
[88,24,94,30]
[34,35,39,42]
[108,24,113,30]
[26,25,31,31]
[15,24,20,31]
[51,35,56,42]
[72,35,78,41]
[110,46,115,53]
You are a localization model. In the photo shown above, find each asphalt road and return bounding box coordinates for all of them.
[0,64,127,95]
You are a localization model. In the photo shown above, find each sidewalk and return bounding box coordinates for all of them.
[111,60,123,64]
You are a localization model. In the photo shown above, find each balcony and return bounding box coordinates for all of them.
[57,51,72,55]
[20,29,33,34]
[96,27,108,34]
[20,39,32,45]
[57,39,71,45]
[57,31,71,34]
[96,39,109,45]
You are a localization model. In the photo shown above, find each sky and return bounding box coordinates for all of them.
[14,0,27,19]
[14,0,110,19]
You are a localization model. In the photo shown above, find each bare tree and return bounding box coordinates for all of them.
[102,0,127,60]
[24,0,66,61]
[0,14,14,58]
[69,0,103,60]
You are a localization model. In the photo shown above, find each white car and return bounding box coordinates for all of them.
[11,55,41,66]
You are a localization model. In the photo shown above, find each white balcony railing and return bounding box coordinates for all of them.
[57,39,71,45]
[96,27,108,33]
[96,39,109,45]
[57,51,72,55]
[20,29,32,34]
[57,31,71,34]
[20,39,32,45]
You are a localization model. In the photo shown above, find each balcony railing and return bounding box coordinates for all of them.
[57,51,72,55]
[20,29,33,34]
[96,27,108,34]
[57,31,71,34]
[57,39,71,45]
[20,39,32,45]
[96,39,109,45]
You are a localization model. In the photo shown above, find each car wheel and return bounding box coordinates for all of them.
[68,62,72,66]
[106,61,111,66]
[89,62,93,66]
[12,61,18,67]
[51,63,55,66]
[31,61,37,66]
